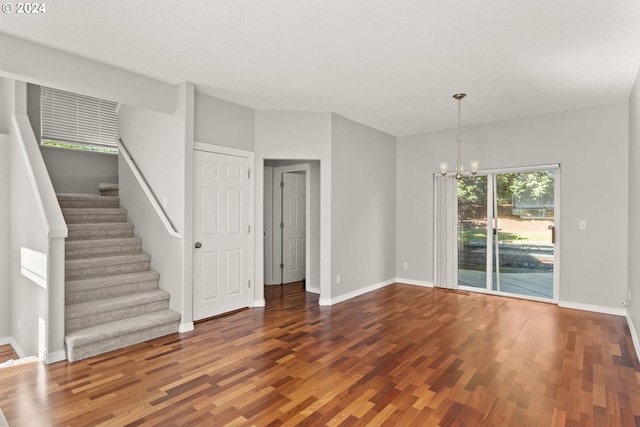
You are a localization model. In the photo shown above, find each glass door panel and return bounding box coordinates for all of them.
[456,168,556,301]
[457,175,488,289]
[493,171,554,298]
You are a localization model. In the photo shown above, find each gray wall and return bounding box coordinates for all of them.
[0,78,12,339]
[397,103,629,309]
[331,114,397,298]
[118,105,185,231]
[118,103,186,320]
[194,92,254,151]
[0,134,9,339]
[27,83,41,141]
[628,71,640,335]
[40,147,118,194]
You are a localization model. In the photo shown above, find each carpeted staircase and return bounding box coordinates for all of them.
[59,189,180,362]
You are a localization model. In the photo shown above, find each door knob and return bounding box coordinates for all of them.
[194,242,202,249]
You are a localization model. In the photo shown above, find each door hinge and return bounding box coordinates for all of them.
[280,263,284,269]
[248,168,251,179]
[280,181,284,188]
[248,280,251,288]
[280,222,284,229]
[247,225,251,233]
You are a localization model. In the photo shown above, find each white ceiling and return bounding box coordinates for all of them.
[2,0,640,136]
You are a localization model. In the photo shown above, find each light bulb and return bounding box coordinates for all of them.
[470,160,479,174]
[439,162,448,174]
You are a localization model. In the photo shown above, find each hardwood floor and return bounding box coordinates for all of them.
[1,283,639,426]
[0,345,19,365]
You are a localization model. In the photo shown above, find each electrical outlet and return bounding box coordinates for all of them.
[629,290,632,301]
[403,262,408,269]
[18,320,21,331]
[336,275,341,284]
[579,220,587,230]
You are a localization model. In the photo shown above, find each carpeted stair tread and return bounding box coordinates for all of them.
[65,290,172,332]
[67,222,134,240]
[99,183,119,197]
[62,208,128,224]
[66,289,170,320]
[57,193,120,209]
[66,310,181,346]
[65,310,181,362]
[65,271,161,305]
[66,253,151,270]
[65,237,142,259]
[66,271,160,293]
[65,253,151,281]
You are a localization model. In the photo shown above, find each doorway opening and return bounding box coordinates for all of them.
[264,160,320,295]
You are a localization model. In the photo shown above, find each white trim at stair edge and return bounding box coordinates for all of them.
[178,322,194,333]
[626,312,640,361]
[43,350,66,364]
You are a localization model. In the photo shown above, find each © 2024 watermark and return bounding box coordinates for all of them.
[2,2,46,14]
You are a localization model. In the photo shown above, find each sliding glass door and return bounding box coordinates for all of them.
[457,167,557,300]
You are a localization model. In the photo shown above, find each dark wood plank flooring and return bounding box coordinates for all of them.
[0,345,19,365]
[0,283,639,426]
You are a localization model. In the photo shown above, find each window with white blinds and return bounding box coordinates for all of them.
[41,86,119,151]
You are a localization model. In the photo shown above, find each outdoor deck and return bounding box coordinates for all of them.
[458,269,553,299]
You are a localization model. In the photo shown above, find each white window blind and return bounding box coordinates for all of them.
[41,86,118,148]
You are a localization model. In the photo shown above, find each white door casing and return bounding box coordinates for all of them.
[193,149,251,320]
[281,172,306,283]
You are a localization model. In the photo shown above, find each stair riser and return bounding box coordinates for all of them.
[67,226,134,241]
[58,199,120,209]
[66,300,170,333]
[63,213,128,224]
[66,243,142,260]
[66,322,178,362]
[66,261,150,281]
[100,189,119,197]
[66,279,160,305]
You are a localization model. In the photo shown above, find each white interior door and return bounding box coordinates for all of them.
[193,150,250,320]
[281,172,306,284]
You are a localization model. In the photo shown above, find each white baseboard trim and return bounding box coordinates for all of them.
[325,279,396,306]
[178,322,194,333]
[43,350,67,364]
[395,278,434,288]
[558,300,627,317]
[306,286,320,295]
[626,312,640,360]
[0,337,11,346]
[253,299,266,307]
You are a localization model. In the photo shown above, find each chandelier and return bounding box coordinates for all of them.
[439,93,479,180]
